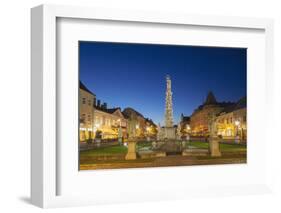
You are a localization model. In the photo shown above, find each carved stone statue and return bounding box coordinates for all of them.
[208,112,218,137]
[157,123,162,141]
[127,113,137,139]
[177,124,182,140]
[126,114,137,160]
[118,126,123,144]
[207,112,221,157]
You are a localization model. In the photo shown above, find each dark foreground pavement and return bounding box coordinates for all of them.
[80,153,246,170]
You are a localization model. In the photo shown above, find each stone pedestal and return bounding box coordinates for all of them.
[182,148,209,157]
[118,137,122,145]
[209,137,221,157]
[125,140,137,160]
[163,127,177,140]
[138,150,166,159]
[152,141,157,149]
[158,140,181,153]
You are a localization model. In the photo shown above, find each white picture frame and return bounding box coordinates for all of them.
[31,4,274,208]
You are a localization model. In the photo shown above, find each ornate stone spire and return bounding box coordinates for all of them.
[165,75,174,127]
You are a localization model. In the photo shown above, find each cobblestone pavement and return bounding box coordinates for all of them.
[80,154,246,170]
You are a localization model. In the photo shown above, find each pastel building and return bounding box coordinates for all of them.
[122,107,148,138]
[216,97,247,141]
[93,104,127,140]
[190,92,232,136]
[79,81,96,142]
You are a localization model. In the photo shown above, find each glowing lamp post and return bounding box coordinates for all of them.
[146,126,151,141]
[186,125,191,141]
[234,120,240,143]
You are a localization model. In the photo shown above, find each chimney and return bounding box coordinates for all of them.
[97,100,101,108]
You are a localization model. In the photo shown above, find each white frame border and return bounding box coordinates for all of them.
[31,4,274,208]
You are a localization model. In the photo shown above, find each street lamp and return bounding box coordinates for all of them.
[234,120,240,135]
[186,125,191,141]
[234,120,240,143]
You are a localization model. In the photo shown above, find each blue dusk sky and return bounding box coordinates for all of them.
[79,41,246,125]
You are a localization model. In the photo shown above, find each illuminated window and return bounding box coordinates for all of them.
[94,116,98,125]
[226,129,232,136]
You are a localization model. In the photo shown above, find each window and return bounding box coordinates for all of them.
[88,99,91,106]
[81,114,86,121]
[88,114,91,122]
[82,97,86,104]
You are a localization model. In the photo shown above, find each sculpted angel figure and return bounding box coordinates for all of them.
[127,113,137,139]
[208,112,218,137]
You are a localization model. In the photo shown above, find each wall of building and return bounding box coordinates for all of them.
[79,88,95,141]
[190,105,223,136]
[93,109,127,139]
[216,108,247,140]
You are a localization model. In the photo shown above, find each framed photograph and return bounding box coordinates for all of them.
[31,4,274,208]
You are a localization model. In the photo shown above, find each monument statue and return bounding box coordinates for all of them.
[126,114,137,160]
[158,75,177,140]
[177,124,182,140]
[127,114,137,139]
[118,126,123,144]
[165,75,173,127]
[208,112,218,137]
[207,112,221,157]
[157,123,162,141]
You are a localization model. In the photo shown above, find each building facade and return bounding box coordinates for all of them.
[94,105,127,140]
[179,114,191,139]
[144,118,158,139]
[79,81,96,142]
[122,107,157,139]
[216,97,247,141]
[190,92,227,136]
